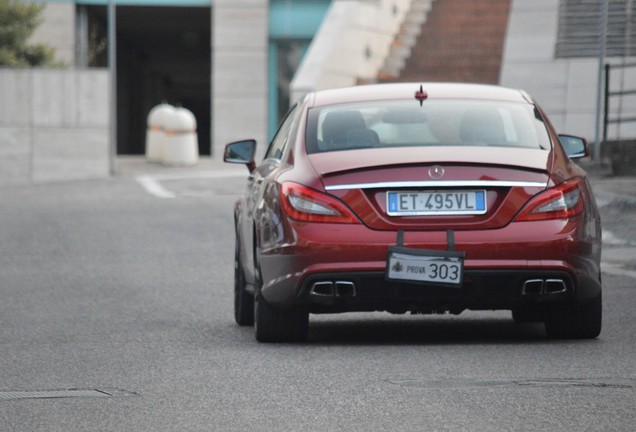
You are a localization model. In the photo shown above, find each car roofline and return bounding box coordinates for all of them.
[305,82,531,108]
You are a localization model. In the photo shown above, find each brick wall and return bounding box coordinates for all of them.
[382,0,511,84]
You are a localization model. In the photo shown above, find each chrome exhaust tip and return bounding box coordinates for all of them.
[522,279,544,295]
[335,281,356,297]
[310,281,334,297]
[309,280,356,304]
[545,279,567,294]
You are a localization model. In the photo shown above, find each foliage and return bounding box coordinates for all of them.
[0,0,58,67]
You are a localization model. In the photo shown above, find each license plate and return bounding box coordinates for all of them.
[386,249,464,286]
[387,190,486,216]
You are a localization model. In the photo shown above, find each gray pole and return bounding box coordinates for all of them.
[108,0,117,175]
[594,0,608,161]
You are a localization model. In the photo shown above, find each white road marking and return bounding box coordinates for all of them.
[602,231,636,279]
[135,171,246,199]
[138,170,246,182]
[136,175,176,198]
[603,230,634,246]
[602,262,636,279]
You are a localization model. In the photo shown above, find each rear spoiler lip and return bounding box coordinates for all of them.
[324,179,547,191]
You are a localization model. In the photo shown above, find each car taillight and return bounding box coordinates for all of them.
[280,183,359,224]
[515,178,585,222]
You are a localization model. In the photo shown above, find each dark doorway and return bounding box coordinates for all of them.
[85,5,211,155]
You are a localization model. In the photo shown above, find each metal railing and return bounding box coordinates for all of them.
[603,62,636,142]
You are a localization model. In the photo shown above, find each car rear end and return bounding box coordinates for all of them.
[258,83,602,339]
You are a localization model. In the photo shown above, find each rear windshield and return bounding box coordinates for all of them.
[305,100,551,153]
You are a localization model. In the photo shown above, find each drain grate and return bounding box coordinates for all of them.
[0,388,139,401]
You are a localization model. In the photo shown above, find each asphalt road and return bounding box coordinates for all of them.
[1,167,635,431]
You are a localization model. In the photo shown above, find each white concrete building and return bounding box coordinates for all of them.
[500,0,636,146]
[2,0,634,185]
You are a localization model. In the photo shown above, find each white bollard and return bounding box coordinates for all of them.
[145,103,174,163]
[163,107,199,166]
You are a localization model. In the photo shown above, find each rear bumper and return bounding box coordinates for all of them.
[259,218,601,312]
[299,269,599,314]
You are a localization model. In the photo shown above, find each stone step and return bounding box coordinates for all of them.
[380,0,511,84]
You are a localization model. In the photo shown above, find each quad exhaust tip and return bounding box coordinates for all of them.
[310,281,335,297]
[545,279,567,294]
[335,281,356,297]
[310,280,357,299]
[522,278,567,295]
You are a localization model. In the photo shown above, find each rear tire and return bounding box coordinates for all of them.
[544,292,602,339]
[254,293,309,343]
[234,238,254,326]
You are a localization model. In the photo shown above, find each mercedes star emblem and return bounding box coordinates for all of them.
[429,165,445,179]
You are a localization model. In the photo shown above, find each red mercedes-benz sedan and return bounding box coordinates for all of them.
[224,83,602,343]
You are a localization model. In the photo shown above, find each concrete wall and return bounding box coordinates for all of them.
[0,69,110,186]
[500,0,636,145]
[212,0,269,160]
[29,2,76,66]
[290,0,413,104]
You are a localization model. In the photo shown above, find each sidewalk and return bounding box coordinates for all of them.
[577,160,636,277]
[580,160,636,204]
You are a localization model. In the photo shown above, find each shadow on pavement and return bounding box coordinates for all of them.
[305,314,554,345]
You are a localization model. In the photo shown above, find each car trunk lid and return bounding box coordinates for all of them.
[308,147,551,231]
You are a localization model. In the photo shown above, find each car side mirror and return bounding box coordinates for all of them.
[224,139,257,172]
[558,135,589,159]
